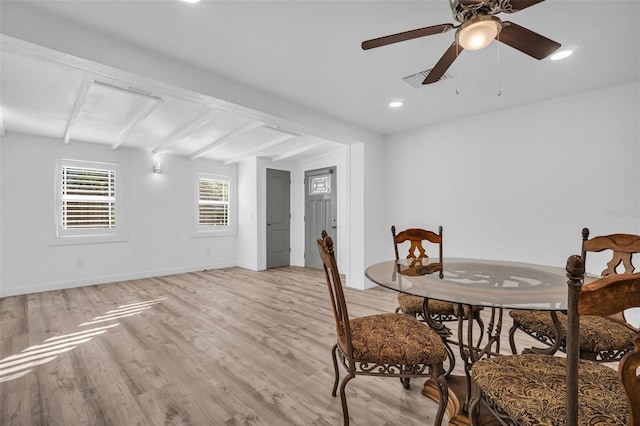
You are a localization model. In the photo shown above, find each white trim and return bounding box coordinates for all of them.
[0,262,237,298]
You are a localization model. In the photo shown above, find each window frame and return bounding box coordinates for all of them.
[50,158,127,245]
[193,172,236,237]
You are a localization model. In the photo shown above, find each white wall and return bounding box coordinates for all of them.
[236,157,259,270]
[363,139,388,285]
[382,82,640,277]
[0,132,238,296]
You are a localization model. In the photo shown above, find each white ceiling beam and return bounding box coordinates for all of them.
[271,141,323,162]
[111,98,161,150]
[222,133,296,165]
[301,147,347,164]
[63,77,91,144]
[93,80,161,102]
[152,109,218,155]
[190,121,264,160]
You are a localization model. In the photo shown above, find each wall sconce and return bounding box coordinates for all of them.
[153,161,162,174]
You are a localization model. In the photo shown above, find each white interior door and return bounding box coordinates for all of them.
[266,168,290,269]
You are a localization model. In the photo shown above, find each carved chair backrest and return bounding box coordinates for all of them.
[391,226,443,267]
[567,266,640,425]
[582,228,640,276]
[317,230,353,358]
[581,228,640,329]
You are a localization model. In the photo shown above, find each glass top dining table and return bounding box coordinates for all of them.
[366,257,596,425]
[365,258,595,311]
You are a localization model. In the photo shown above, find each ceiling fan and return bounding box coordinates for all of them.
[362,0,561,84]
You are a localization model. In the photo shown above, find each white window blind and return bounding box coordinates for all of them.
[51,159,126,245]
[198,178,230,226]
[61,166,116,229]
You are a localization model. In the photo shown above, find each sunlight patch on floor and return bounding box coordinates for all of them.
[0,298,167,383]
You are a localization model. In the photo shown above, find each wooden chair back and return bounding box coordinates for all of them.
[317,230,354,360]
[392,226,443,265]
[582,227,640,276]
[565,255,640,425]
[581,228,640,328]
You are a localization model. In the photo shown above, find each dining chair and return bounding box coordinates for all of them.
[508,228,640,361]
[470,255,640,426]
[317,230,449,426]
[391,225,483,373]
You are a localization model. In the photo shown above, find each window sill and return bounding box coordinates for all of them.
[47,233,128,246]
[191,229,235,238]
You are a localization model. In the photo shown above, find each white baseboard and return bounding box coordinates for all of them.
[235,261,259,271]
[0,262,237,297]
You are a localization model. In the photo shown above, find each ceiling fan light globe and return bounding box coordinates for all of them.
[457,16,502,51]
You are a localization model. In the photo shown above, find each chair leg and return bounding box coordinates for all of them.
[400,376,411,389]
[473,311,485,348]
[443,340,456,378]
[432,363,449,425]
[508,320,519,354]
[338,373,355,426]
[467,390,482,426]
[331,344,340,397]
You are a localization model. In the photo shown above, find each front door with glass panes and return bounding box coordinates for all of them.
[304,167,337,269]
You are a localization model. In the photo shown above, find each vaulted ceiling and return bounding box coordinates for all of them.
[0,44,341,163]
[1,1,638,164]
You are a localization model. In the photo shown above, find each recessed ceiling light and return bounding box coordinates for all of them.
[389,101,403,108]
[180,0,200,3]
[550,49,574,61]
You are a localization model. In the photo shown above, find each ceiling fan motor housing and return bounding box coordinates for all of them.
[450,0,507,23]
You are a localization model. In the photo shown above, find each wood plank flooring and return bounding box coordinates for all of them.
[0,266,570,425]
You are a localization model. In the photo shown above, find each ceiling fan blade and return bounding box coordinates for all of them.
[498,21,560,59]
[423,42,463,84]
[502,0,545,12]
[361,24,455,50]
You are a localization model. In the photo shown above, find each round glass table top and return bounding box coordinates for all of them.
[365,258,594,310]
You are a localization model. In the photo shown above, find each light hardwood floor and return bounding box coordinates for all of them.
[1,266,559,425]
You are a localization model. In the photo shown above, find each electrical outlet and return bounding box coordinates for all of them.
[205,248,211,256]
[76,258,84,268]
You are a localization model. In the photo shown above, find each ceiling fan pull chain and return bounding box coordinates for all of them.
[455,43,460,95]
[496,32,502,96]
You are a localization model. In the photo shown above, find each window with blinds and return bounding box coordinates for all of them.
[198,178,230,226]
[61,166,116,229]
[52,159,125,245]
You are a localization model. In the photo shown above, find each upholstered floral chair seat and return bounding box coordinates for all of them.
[509,310,636,352]
[472,354,629,425]
[397,293,456,316]
[398,293,484,318]
[341,313,447,365]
